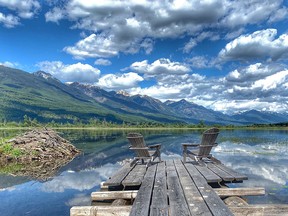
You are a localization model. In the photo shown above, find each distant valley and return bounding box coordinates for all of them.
[1,65,288,126]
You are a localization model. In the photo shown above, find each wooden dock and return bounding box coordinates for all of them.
[71,159,288,216]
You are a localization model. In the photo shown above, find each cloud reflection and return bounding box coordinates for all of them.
[41,163,120,193]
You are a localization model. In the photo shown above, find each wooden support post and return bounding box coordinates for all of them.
[91,191,138,201]
[70,206,131,216]
[229,205,288,216]
[214,187,265,197]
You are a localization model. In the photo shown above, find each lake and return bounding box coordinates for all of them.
[0,129,287,216]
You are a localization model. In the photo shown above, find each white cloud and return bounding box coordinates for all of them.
[187,56,215,68]
[183,39,197,53]
[125,62,288,114]
[97,72,143,90]
[130,86,182,100]
[37,61,100,83]
[0,12,19,28]
[0,0,40,27]
[221,0,283,27]
[94,58,111,66]
[130,58,191,76]
[46,0,287,59]
[184,31,220,53]
[0,61,19,68]
[45,7,64,23]
[268,7,288,23]
[219,29,288,61]
[252,70,288,91]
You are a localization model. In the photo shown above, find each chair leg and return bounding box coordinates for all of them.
[146,159,151,167]
[183,146,187,163]
[130,158,138,167]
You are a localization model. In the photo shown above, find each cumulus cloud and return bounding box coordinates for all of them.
[130,58,191,76]
[37,61,100,83]
[50,0,226,58]
[221,0,283,27]
[45,7,64,23]
[94,58,111,66]
[210,63,288,113]
[126,61,288,114]
[44,0,287,59]
[0,0,40,27]
[97,72,143,90]
[219,29,288,62]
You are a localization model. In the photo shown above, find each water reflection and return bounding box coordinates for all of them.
[0,129,287,216]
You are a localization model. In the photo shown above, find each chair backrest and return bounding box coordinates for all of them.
[127,133,150,157]
[198,127,219,156]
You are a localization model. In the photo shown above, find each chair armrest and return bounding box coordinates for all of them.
[129,147,149,150]
[213,143,218,146]
[148,144,161,149]
[182,143,199,147]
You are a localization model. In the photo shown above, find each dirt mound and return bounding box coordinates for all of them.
[1,128,81,180]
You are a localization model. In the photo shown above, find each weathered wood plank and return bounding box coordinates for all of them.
[214,187,265,197]
[185,163,233,216]
[122,164,147,187]
[229,205,288,216]
[91,191,138,201]
[194,164,222,183]
[174,159,212,216]
[91,187,265,202]
[103,163,135,186]
[150,162,168,216]
[206,163,235,182]
[129,164,157,216]
[166,160,191,216]
[214,163,248,181]
[70,206,131,216]
[224,196,249,207]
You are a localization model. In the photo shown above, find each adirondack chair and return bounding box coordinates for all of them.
[182,127,219,163]
[127,133,161,167]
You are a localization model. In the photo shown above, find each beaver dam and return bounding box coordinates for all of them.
[0,128,80,180]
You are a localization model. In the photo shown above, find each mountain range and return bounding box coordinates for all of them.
[1,65,288,125]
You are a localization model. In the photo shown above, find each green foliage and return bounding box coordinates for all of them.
[0,163,23,174]
[0,142,23,158]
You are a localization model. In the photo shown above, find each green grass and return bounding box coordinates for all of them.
[0,163,23,174]
[0,138,23,158]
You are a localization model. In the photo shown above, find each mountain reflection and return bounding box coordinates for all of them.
[0,129,287,216]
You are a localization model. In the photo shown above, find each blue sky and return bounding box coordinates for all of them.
[1,0,288,114]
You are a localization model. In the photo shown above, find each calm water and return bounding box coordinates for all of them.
[0,129,287,216]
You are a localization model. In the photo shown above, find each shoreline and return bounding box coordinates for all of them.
[0,126,288,130]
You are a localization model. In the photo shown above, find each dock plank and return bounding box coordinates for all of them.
[150,162,168,216]
[122,164,147,187]
[214,163,248,181]
[166,160,190,216]
[194,164,222,183]
[185,163,234,216]
[206,163,235,182]
[129,164,157,216]
[104,163,135,186]
[174,160,212,216]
